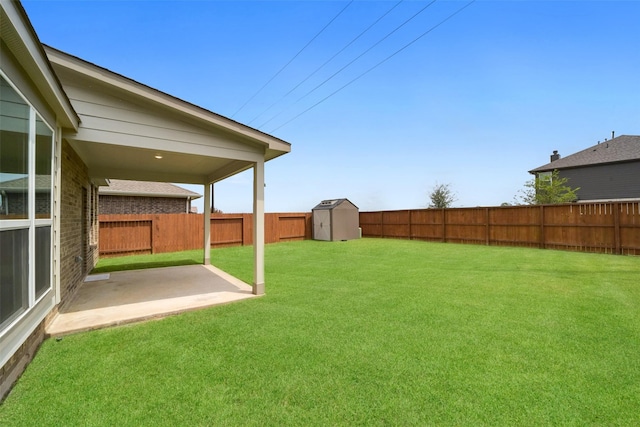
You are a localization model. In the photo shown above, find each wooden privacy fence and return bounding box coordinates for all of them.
[360,202,640,255]
[99,213,312,257]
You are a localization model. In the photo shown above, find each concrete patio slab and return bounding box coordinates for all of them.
[46,264,257,336]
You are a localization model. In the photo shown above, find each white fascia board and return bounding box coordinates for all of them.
[1,1,79,130]
[99,191,202,200]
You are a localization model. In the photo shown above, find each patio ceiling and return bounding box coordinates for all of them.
[45,46,290,185]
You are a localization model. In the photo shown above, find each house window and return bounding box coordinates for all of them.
[538,172,552,183]
[0,229,29,329]
[0,73,54,333]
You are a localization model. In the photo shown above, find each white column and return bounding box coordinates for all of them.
[203,183,211,265]
[253,160,265,295]
[54,125,63,304]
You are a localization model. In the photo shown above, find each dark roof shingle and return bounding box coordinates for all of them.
[529,135,640,173]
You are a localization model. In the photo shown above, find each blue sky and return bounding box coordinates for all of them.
[22,0,640,213]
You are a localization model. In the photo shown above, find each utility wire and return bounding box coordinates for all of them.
[269,0,476,133]
[258,0,437,130]
[231,0,354,119]
[247,0,405,126]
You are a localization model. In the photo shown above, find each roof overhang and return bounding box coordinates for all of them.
[43,46,291,185]
[100,191,203,200]
[0,0,79,130]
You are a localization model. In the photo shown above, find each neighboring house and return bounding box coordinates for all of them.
[99,179,201,214]
[529,135,640,202]
[0,0,290,399]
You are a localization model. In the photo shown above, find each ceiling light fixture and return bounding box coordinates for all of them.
[154,154,163,159]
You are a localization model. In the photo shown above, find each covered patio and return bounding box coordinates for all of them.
[44,46,290,330]
[47,264,256,336]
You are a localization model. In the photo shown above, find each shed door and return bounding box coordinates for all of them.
[313,210,331,241]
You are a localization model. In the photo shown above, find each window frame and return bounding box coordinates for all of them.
[0,70,55,336]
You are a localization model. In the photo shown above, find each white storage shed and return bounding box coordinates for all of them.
[312,199,359,241]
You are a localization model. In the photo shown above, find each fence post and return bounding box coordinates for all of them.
[614,202,621,254]
[380,211,384,238]
[408,209,413,240]
[485,208,490,246]
[442,208,446,243]
[539,206,545,249]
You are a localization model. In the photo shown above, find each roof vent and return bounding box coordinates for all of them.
[550,150,560,162]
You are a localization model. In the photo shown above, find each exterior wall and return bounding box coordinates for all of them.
[0,321,45,401]
[99,195,189,214]
[59,139,98,309]
[332,202,360,241]
[558,161,640,201]
[0,33,57,401]
[4,193,51,216]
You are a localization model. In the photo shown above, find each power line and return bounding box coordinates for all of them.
[269,0,476,133]
[258,0,437,130]
[231,0,354,119]
[247,0,405,126]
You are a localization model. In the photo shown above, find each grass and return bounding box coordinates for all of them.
[1,239,640,426]
[90,250,203,273]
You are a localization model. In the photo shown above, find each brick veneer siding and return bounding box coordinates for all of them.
[59,139,98,309]
[99,195,190,214]
[3,192,51,216]
[0,321,45,401]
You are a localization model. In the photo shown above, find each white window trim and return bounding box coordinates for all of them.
[0,70,55,339]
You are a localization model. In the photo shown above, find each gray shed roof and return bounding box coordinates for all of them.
[530,135,640,173]
[312,198,358,210]
[99,179,201,199]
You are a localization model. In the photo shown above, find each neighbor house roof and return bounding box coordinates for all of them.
[0,175,51,192]
[99,180,202,199]
[530,135,640,173]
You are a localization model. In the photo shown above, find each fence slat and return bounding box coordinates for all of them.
[360,202,640,255]
[99,204,640,257]
[99,212,312,256]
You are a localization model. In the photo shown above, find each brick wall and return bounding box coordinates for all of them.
[0,321,45,401]
[59,140,98,310]
[99,195,190,214]
[4,192,50,216]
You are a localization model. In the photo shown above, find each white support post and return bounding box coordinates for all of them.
[203,183,211,265]
[253,160,265,295]
[54,125,62,304]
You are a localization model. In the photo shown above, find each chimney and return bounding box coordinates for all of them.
[612,130,615,139]
[550,150,560,162]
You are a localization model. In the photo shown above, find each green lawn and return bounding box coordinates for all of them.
[2,239,639,426]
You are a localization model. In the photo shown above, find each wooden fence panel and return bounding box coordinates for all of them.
[99,215,153,257]
[619,201,640,255]
[359,211,383,237]
[489,206,541,247]
[211,215,244,247]
[360,201,640,256]
[410,209,443,241]
[277,214,311,242]
[381,210,410,239]
[153,214,203,254]
[99,212,313,256]
[445,208,485,244]
[99,204,640,257]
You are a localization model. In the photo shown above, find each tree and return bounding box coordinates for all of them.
[514,170,580,205]
[428,182,456,208]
